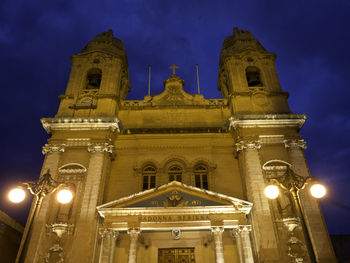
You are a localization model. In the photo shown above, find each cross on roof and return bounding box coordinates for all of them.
[169,64,179,74]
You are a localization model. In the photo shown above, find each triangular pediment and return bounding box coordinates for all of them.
[97,181,252,211]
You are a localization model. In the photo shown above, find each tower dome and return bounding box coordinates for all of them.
[221,27,266,54]
[81,29,126,58]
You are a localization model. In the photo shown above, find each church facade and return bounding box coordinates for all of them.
[20,28,336,262]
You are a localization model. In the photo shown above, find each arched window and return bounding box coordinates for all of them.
[246,66,263,87]
[142,165,156,190]
[194,165,208,189]
[168,166,182,182]
[86,68,102,89]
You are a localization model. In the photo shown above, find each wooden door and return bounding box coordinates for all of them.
[158,248,195,263]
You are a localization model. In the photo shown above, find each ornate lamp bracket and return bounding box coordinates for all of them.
[265,167,312,193]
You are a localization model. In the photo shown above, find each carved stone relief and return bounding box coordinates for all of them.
[44,243,64,263]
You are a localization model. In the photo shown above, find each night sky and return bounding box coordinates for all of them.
[1,0,349,234]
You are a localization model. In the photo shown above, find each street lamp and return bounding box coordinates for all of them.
[310,184,327,199]
[8,188,26,203]
[10,170,73,263]
[56,189,73,204]
[264,167,326,263]
[264,185,280,199]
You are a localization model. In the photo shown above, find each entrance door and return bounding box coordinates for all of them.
[158,248,195,263]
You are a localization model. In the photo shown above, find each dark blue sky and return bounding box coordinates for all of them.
[0,0,349,234]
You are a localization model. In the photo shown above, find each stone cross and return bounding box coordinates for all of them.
[169,64,179,74]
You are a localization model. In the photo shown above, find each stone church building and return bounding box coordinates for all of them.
[20,28,337,262]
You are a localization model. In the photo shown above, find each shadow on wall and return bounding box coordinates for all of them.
[0,210,24,263]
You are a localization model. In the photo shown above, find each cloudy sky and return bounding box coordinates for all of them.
[0,0,349,234]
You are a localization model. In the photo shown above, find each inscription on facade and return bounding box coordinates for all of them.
[150,199,202,206]
[141,214,209,222]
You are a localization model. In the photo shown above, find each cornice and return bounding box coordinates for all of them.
[123,127,227,135]
[41,117,122,133]
[227,114,307,130]
[231,91,289,98]
[58,93,119,101]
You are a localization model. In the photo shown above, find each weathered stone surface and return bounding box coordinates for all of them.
[19,28,336,263]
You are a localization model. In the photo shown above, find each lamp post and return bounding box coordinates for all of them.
[264,167,326,263]
[12,169,73,263]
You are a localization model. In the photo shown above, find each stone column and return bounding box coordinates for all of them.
[240,226,254,263]
[232,228,244,263]
[284,139,337,263]
[235,140,279,262]
[212,227,225,263]
[128,229,140,263]
[70,143,114,263]
[99,229,119,263]
[232,226,254,263]
[23,144,65,262]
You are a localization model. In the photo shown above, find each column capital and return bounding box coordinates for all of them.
[42,144,66,155]
[127,228,141,237]
[211,226,225,234]
[235,140,261,153]
[284,139,307,150]
[88,143,114,154]
[239,225,252,232]
[99,228,119,239]
[232,225,252,236]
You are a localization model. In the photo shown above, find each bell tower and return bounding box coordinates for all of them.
[57,30,130,118]
[218,27,290,114]
[18,28,338,263]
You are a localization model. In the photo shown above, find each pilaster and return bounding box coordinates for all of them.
[235,140,279,262]
[25,144,65,262]
[69,142,114,263]
[284,139,337,262]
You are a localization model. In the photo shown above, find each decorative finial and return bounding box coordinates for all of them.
[169,64,179,75]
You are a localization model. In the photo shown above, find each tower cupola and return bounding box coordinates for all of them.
[218,27,290,114]
[81,29,127,59]
[56,30,130,118]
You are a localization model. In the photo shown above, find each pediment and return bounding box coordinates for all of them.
[151,86,200,106]
[97,181,252,212]
[146,74,206,106]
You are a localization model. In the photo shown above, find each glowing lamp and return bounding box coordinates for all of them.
[8,188,26,203]
[310,183,326,199]
[264,185,280,199]
[57,189,73,204]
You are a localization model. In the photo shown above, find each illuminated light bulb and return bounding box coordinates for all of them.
[264,185,280,199]
[310,183,326,199]
[8,188,26,203]
[57,189,73,204]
